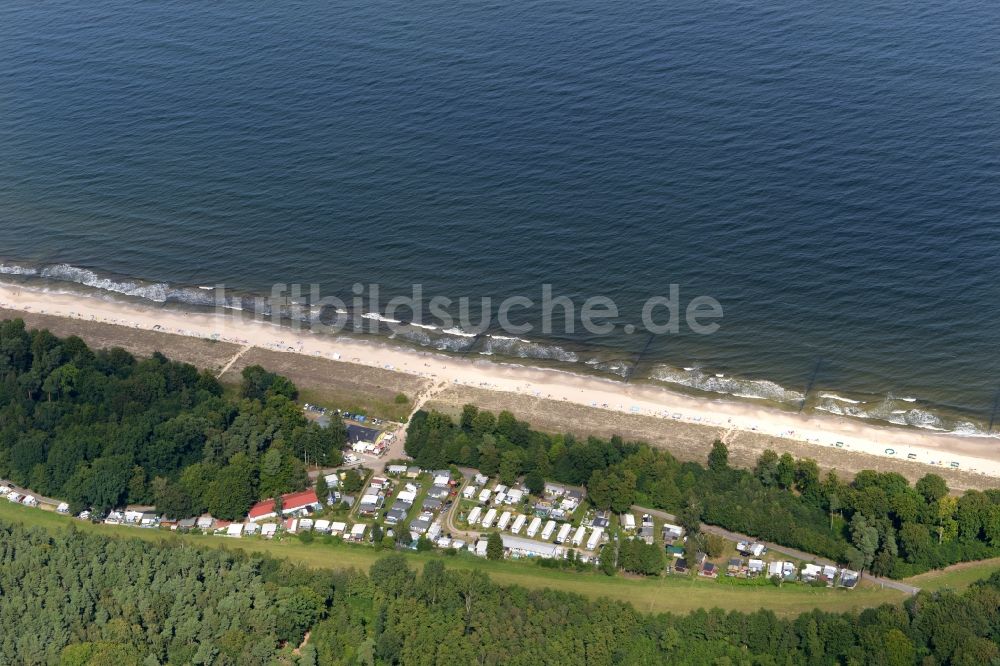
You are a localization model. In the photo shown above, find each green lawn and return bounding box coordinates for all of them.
[902,558,1000,593]
[0,500,904,617]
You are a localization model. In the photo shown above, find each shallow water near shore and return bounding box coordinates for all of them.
[2,1,999,437]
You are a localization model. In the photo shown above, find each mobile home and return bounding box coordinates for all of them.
[481,508,498,529]
[467,506,483,525]
[511,514,526,534]
[555,523,572,544]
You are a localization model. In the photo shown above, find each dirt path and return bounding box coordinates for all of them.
[216,344,253,379]
[372,381,448,474]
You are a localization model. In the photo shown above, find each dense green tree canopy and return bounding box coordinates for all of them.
[0,320,345,519]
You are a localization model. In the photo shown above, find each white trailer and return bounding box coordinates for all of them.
[497,510,512,531]
[541,520,557,541]
[555,523,572,544]
[586,527,604,551]
[526,516,542,538]
[481,508,498,529]
[478,488,492,504]
[467,506,482,525]
[511,514,526,534]
[572,525,587,546]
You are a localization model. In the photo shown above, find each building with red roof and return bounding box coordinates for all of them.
[247,489,321,522]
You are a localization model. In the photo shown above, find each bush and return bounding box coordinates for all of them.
[395,393,409,405]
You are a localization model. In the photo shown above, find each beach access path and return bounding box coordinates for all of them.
[2,285,999,487]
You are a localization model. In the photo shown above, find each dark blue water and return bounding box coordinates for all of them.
[2,0,999,433]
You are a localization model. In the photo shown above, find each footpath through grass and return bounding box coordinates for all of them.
[0,501,904,617]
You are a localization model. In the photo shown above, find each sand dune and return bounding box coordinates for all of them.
[2,283,998,479]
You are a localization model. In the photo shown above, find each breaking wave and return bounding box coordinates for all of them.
[815,394,995,437]
[586,358,631,378]
[2,259,996,438]
[0,264,39,276]
[649,365,805,404]
[480,336,578,362]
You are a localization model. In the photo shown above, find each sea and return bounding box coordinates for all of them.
[2,0,999,436]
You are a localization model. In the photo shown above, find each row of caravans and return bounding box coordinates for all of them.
[467,506,604,550]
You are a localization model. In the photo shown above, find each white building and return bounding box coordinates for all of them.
[506,488,524,504]
[541,520,557,540]
[802,564,823,581]
[586,527,604,551]
[467,506,483,525]
[572,525,587,546]
[502,534,564,560]
[462,485,477,499]
[559,496,579,512]
[329,521,347,535]
[662,523,684,539]
[350,523,367,542]
[511,514,526,534]
[497,511,512,531]
[555,523,572,544]
[481,508,498,529]
[526,516,542,538]
[478,488,492,504]
[621,513,636,531]
[261,523,278,538]
[226,523,244,538]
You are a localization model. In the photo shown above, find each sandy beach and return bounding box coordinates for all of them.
[2,282,998,480]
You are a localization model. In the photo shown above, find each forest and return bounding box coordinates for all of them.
[3,520,998,665]
[405,406,1000,578]
[0,319,345,520]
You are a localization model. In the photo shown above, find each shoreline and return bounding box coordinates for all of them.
[0,265,991,436]
[2,282,999,480]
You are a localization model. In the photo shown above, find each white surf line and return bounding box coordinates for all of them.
[216,344,253,379]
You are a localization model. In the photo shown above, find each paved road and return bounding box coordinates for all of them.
[634,505,921,595]
[0,479,61,509]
